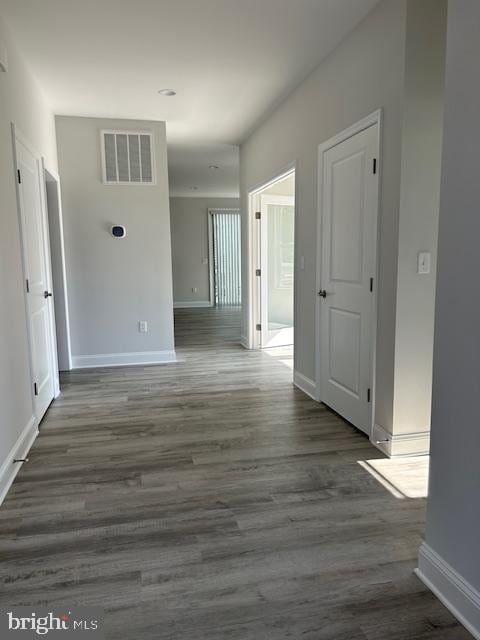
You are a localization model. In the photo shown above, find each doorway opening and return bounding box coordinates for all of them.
[44,166,72,373]
[248,169,295,352]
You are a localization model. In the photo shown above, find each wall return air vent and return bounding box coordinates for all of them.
[101,130,155,185]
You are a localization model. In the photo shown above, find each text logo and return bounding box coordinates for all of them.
[1,608,104,638]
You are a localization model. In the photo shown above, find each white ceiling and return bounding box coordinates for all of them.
[0,0,380,196]
[168,142,239,198]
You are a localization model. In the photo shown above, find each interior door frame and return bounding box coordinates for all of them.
[207,208,240,307]
[315,109,382,435]
[11,123,60,422]
[42,162,73,372]
[259,194,295,348]
[247,164,296,350]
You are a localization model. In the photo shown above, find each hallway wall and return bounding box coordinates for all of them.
[418,1,480,636]
[0,17,57,500]
[170,196,240,307]
[56,116,175,367]
[240,0,446,451]
[391,0,447,452]
[240,0,406,435]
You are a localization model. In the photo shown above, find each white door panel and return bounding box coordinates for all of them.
[330,152,365,283]
[318,123,378,434]
[15,134,56,422]
[329,307,361,397]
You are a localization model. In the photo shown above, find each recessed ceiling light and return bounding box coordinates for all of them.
[158,89,176,96]
[209,165,219,170]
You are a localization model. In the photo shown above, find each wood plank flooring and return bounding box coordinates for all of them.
[0,307,470,639]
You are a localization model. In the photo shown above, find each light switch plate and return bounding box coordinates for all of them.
[418,251,431,274]
[138,321,148,333]
[0,39,8,73]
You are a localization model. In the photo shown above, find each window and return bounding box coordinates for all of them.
[273,205,294,289]
[210,210,241,306]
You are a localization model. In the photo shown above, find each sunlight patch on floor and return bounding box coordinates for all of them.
[358,456,429,499]
[263,345,294,370]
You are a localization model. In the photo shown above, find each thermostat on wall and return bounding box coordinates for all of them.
[111,225,126,238]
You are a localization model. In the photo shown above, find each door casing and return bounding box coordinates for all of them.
[315,110,382,437]
[260,194,295,348]
[11,124,59,425]
[43,163,72,372]
[247,165,296,350]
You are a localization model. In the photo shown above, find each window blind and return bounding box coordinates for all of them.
[212,211,241,306]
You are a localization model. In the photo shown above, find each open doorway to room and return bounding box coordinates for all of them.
[249,169,295,353]
[43,165,72,374]
[169,198,241,351]
[168,143,241,350]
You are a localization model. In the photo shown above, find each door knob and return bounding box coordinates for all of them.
[318,289,328,298]
[44,291,53,298]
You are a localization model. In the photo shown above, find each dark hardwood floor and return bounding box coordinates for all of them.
[0,307,470,639]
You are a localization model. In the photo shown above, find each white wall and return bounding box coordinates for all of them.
[261,174,295,197]
[240,0,446,453]
[170,197,240,306]
[417,1,480,636]
[56,116,175,367]
[391,0,447,450]
[240,0,407,433]
[0,17,57,499]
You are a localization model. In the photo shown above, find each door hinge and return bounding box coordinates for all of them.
[17,169,22,184]
[255,211,261,220]
[256,269,261,276]
[26,278,30,293]
[256,323,261,331]
[367,388,371,403]
[370,277,374,292]
[34,382,38,396]
[373,158,377,175]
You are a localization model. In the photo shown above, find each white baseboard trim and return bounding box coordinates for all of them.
[416,543,480,639]
[173,301,213,309]
[72,350,177,369]
[371,423,430,458]
[0,416,38,506]
[240,335,250,350]
[293,370,317,401]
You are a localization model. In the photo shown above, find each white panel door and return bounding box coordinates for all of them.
[318,123,378,434]
[15,136,56,421]
[260,195,295,348]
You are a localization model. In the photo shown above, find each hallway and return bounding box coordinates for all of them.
[0,309,468,639]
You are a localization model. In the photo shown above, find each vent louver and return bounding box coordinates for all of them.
[101,131,155,185]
